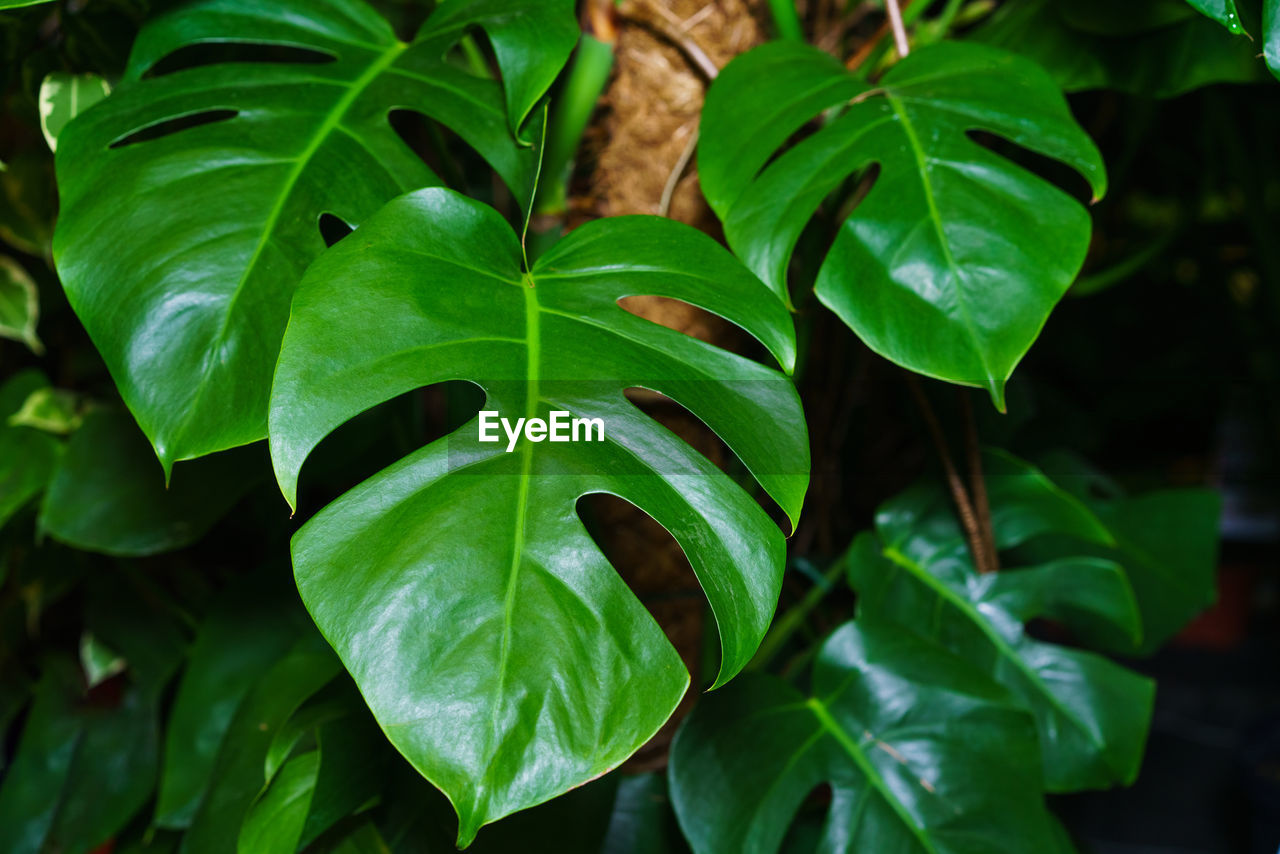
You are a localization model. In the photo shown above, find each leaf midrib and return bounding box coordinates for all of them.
[487,277,541,767]
[883,92,995,391]
[880,543,1113,764]
[805,697,941,854]
[171,38,409,458]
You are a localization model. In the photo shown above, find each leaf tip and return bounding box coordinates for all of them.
[454,812,483,850]
[985,378,1008,414]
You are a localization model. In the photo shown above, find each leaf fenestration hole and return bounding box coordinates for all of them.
[442,26,496,79]
[108,109,238,149]
[965,129,1096,204]
[290,381,480,519]
[621,384,791,534]
[143,43,336,79]
[318,213,353,248]
[388,109,487,198]
[576,492,702,766]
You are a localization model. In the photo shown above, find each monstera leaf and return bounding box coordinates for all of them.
[269,188,808,843]
[1183,0,1280,79]
[1014,484,1222,656]
[1184,0,1246,33]
[847,474,1155,792]
[669,621,1065,854]
[54,0,577,472]
[970,0,1264,97]
[699,41,1106,407]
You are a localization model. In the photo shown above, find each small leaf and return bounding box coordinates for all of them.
[38,409,257,556]
[0,256,41,354]
[38,72,111,153]
[78,632,126,688]
[8,387,82,434]
[700,41,1106,406]
[669,621,1063,854]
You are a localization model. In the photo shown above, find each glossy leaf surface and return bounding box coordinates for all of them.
[270,188,808,843]
[54,0,577,470]
[669,621,1061,854]
[699,41,1105,406]
[1184,0,1245,32]
[848,478,1154,791]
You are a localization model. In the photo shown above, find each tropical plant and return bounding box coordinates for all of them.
[0,0,1262,851]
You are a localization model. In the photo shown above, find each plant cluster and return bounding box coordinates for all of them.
[0,0,1264,851]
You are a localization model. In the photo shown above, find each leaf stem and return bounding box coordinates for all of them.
[521,102,549,270]
[959,389,999,573]
[749,559,845,671]
[906,374,991,574]
[766,0,805,40]
[659,127,698,218]
[534,14,617,217]
[885,0,911,57]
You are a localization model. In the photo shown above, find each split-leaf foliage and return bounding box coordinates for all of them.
[0,0,1248,851]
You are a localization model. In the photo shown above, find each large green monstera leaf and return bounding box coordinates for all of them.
[847,468,1155,792]
[699,41,1106,408]
[669,621,1066,854]
[53,0,577,472]
[269,188,809,843]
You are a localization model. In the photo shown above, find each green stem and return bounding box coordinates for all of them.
[749,559,844,671]
[458,34,490,78]
[767,0,804,40]
[934,0,967,33]
[534,34,615,217]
